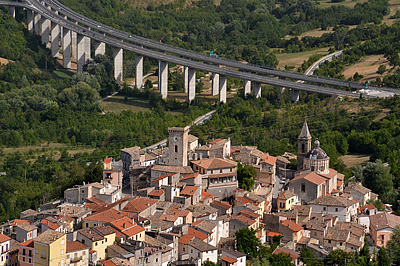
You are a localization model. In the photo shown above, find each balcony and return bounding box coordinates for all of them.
[71,256,82,263]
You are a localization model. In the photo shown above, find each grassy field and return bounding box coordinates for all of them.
[339,153,370,168]
[316,0,368,9]
[276,47,331,70]
[100,95,154,113]
[342,54,392,82]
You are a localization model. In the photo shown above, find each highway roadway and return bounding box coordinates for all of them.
[13,0,400,93]
[0,0,365,98]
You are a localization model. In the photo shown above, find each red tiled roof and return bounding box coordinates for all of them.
[191,158,237,170]
[83,209,130,223]
[261,153,277,166]
[267,232,282,237]
[337,180,343,188]
[148,189,165,197]
[12,219,30,227]
[41,219,60,230]
[121,225,145,237]
[232,214,256,226]
[123,198,158,213]
[151,173,176,182]
[180,186,199,196]
[18,239,34,247]
[104,157,112,164]
[110,217,134,231]
[0,234,11,243]
[66,241,89,253]
[273,247,300,261]
[181,172,199,181]
[209,139,223,145]
[200,190,214,202]
[240,209,260,219]
[280,219,303,232]
[101,259,117,266]
[236,196,255,205]
[290,172,327,185]
[179,234,195,244]
[221,256,237,263]
[160,214,179,222]
[211,200,232,209]
[188,227,208,240]
[331,189,340,194]
[360,204,377,212]
[320,168,338,180]
[86,197,107,206]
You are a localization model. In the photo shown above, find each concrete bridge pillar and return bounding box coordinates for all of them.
[34,12,41,35]
[71,21,77,59]
[212,73,219,96]
[113,47,123,85]
[291,89,299,103]
[253,82,261,98]
[135,54,143,90]
[219,75,227,103]
[76,33,86,72]
[243,80,251,97]
[183,66,189,93]
[62,27,71,68]
[51,21,60,57]
[159,60,168,99]
[84,36,91,62]
[41,16,50,47]
[94,41,105,56]
[27,10,34,32]
[187,68,196,102]
[10,7,15,18]
[278,87,286,93]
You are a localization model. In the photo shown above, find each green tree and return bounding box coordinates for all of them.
[377,65,386,75]
[235,228,261,258]
[324,249,351,266]
[269,253,293,266]
[300,247,323,266]
[377,247,390,266]
[237,163,257,191]
[202,261,218,266]
[387,226,400,265]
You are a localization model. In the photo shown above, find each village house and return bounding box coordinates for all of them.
[277,190,299,212]
[66,241,90,266]
[14,222,38,243]
[220,248,246,266]
[103,157,123,188]
[279,219,304,244]
[33,230,66,266]
[64,182,122,205]
[272,247,301,266]
[109,217,145,242]
[308,196,360,222]
[344,182,372,206]
[0,234,11,266]
[18,239,34,266]
[187,238,218,266]
[370,212,400,247]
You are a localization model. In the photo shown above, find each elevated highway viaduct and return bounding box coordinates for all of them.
[2,0,398,102]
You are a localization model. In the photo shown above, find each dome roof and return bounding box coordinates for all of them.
[305,140,328,160]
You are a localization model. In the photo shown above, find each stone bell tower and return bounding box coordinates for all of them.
[297,120,312,170]
[168,126,189,166]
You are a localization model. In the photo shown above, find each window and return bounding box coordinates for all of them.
[323,207,326,211]
[105,238,107,242]
[335,208,338,212]
[82,239,85,244]
[61,249,64,255]
[301,143,305,153]
[220,169,222,173]
[156,258,158,262]
[61,259,64,266]
[23,257,25,262]
[82,251,86,255]
[86,223,89,228]
[301,183,305,192]
[23,249,26,256]
[61,239,64,245]
[328,240,331,243]
[29,250,32,257]
[29,258,31,263]
[42,251,46,259]
[36,249,38,254]
[67,255,70,259]
[175,145,178,153]
[95,242,98,246]
[183,248,185,252]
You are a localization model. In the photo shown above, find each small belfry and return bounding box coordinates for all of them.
[297,120,312,170]
[168,126,189,166]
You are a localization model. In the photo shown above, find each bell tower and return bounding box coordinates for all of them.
[297,120,312,170]
[168,126,189,166]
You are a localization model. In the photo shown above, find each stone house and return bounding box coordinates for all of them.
[66,241,90,266]
[121,146,145,179]
[370,212,400,247]
[279,219,304,244]
[103,157,123,188]
[0,234,11,266]
[187,238,218,266]
[308,196,360,222]
[210,201,232,216]
[75,226,116,261]
[122,197,158,217]
[229,215,259,237]
[220,248,246,266]
[18,239,34,266]
[277,190,299,212]
[289,172,327,203]
[14,223,37,243]
[344,182,372,206]
[180,185,201,206]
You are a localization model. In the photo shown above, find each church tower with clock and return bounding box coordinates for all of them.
[168,126,189,166]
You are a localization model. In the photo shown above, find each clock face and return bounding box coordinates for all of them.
[173,136,178,142]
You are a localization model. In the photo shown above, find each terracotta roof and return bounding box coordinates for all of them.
[83,209,130,223]
[221,256,237,263]
[273,247,300,261]
[122,198,158,213]
[0,234,11,243]
[151,165,194,174]
[261,153,277,166]
[151,173,176,182]
[280,219,303,232]
[101,259,117,266]
[66,241,89,253]
[19,239,34,247]
[200,190,214,202]
[370,212,400,231]
[290,172,327,185]
[345,182,371,195]
[41,218,60,230]
[236,196,254,205]
[180,186,200,196]
[147,215,172,231]
[347,235,363,247]
[309,196,359,207]
[121,225,145,237]
[331,189,340,194]
[320,168,338,180]
[34,230,64,244]
[209,138,224,145]
[159,214,179,222]
[86,197,107,205]
[148,189,165,197]
[240,209,261,219]
[11,219,30,227]
[211,200,232,209]
[191,158,237,170]
[337,180,343,188]
[110,217,134,231]
[186,203,218,218]
[267,232,282,237]
[360,204,377,213]
[181,172,200,181]
[188,227,208,240]
[277,190,297,201]
[178,234,195,244]
[325,227,349,242]
[232,214,256,226]
[191,220,216,233]
[104,157,112,164]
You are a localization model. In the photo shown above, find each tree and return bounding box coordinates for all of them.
[237,163,257,191]
[387,226,400,265]
[235,228,261,258]
[300,247,323,266]
[202,261,218,266]
[377,247,390,266]
[324,249,351,266]
[269,253,294,266]
[377,65,386,75]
